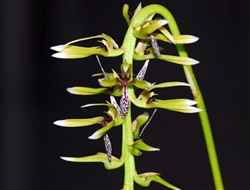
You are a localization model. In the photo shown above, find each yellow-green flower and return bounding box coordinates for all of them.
[131,89,201,113]
[51,33,124,59]
[130,11,199,64]
[54,100,123,140]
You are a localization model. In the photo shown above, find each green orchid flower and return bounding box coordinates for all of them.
[50,33,124,59]
[134,172,181,190]
[131,89,201,113]
[130,10,199,62]
[54,97,123,163]
[134,40,200,65]
[127,139,160,156]
[54,100,123,140]
[61,153,124,170]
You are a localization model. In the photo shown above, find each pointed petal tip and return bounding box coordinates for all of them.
[150,148,160,151]
[53,120,63,126]
[88,135,98,140]
[122,64,130,73]
[145,59,149,66]
[194,60,200,65]
[60,157,73,161]
[193,36,199,42]
[66,87,73,94]
[50,45,63,51]
[80,104,95,108]
[50,46,60,51]
[158,19,168,26]
[189,107,202,113]
[51,53,65,59]
[51,53,58,58]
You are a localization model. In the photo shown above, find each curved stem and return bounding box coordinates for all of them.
[121,4,224,190]
[154,6,224,190]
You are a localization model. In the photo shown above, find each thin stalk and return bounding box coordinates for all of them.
[121,4,224,190]
[121,10,146,190]
[122,104,135,190]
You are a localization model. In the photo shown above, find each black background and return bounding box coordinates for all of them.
[1,1,249,190]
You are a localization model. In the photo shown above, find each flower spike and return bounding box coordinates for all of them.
[52,3,207,189]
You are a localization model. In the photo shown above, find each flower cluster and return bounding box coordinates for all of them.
[52,3,201,189]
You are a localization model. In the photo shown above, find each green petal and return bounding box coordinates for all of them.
[149,99,201,113]
[154,33,172,43]
[134,50,199,65]
[121,61,132,78]
[67,87,108,95]
[81,103,114,108]
[61,152,124,170]
[51,34,124,59]
[53,117,103,127]
[131,98,201,113]
[101,33,120,49]
[88,121,114,140]
[161,55,199,65]
[150,82,190,90]
[154,33,199,44]
[65,33,119,49]
[133,112,149,139]
[114,117,124,126]
[92,72,114,79]
[51,45,105,59]
[140,19,169,35]
[134,172,180,190]
[122,4,130,24]
[173,35,199,44]
[98,78,121,87]
[69,85,122,97]
[130,139,160,151]
[132,79,153,90]
[158,99,198,106]
[128,146,142,156]
[158,27,175,44]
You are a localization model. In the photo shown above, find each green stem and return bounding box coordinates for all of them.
[121,4,224,190]
[122,105,135,190]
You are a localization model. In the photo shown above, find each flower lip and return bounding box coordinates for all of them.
[101,114,113,127]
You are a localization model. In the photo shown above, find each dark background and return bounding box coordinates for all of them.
[1,1,249,190]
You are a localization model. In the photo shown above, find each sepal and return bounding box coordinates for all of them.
[132,92,201,113]
[88,121,115,140]
[134,172,181,190]
[51,34,124,59]
[132,112,149,139]
[122,4,130,24]
[128,139,160,153]
[67,86,121,97]
[149,81,190,90]
[134,47,199,65]
[53,117,103,127]
[61,152,124,170]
